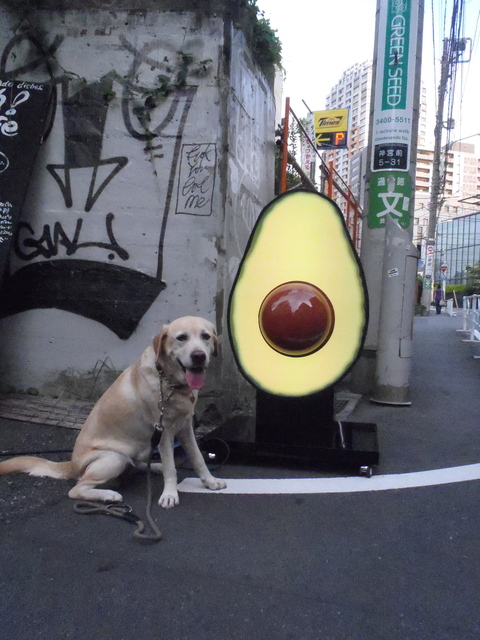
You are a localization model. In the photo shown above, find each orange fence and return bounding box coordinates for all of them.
[279,97,362,251]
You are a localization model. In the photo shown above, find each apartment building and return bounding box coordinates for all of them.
[321,60,480,245]
[324,61,373,188]
[323,60,428,206]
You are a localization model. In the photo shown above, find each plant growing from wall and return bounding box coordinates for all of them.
[133,52,213,128]
[274,145,302,194]
[242,0,282,72]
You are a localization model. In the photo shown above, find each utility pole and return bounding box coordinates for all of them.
[421,35,471,308]
[420,38,450,307]
[352,0,424,403]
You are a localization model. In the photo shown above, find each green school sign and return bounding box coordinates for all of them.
[369,171,412,229]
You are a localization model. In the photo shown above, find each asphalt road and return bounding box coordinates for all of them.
[1,312,479,640]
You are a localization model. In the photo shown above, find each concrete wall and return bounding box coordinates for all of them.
[220,26,276,434]
[0,1,276,430]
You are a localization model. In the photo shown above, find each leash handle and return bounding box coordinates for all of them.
[73,500,134,517]
[73,499,162,543]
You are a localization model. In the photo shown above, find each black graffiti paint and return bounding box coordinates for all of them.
[0,33,202,338]
[47,75,128,212]
[14,212,129,261]
[0,259,165,339]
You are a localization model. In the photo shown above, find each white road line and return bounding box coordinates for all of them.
[177,463,480,494]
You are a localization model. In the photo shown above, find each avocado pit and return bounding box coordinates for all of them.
[258,281,335,357]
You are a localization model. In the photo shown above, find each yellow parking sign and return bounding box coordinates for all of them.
[313,109,349,148]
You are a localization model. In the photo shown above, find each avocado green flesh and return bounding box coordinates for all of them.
[228,190,368,397]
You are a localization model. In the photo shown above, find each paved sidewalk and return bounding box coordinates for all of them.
[350,312,480,473]
[0,311,479,640]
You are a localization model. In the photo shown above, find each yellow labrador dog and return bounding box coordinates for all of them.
[0,316,226,509]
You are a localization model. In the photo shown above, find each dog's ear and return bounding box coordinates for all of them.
[211,327,219,357]
[153,324,169,360]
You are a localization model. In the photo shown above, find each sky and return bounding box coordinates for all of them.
[257,0,480,151]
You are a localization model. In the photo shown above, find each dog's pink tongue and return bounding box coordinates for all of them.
[185,369,206,390]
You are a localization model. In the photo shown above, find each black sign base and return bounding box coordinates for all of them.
[222,389,379,475]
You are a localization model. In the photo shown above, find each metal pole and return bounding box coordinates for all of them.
[346,194,351,234]
[353,203,359,250]
[420,38,450,310]
[327,160,334,198]
[280,97,290,194]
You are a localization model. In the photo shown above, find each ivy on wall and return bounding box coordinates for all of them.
[241,0,282,72]
[3,0,283,76]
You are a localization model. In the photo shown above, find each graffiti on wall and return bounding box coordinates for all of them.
[15,212,129,261]
[0,81,54,280]
[0,201,13,243]
[47,75,128,213]
[0,31,216,338]
[176,143,217,216]
[226,44,269,264]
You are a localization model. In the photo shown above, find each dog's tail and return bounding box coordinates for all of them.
[0,456,76,479]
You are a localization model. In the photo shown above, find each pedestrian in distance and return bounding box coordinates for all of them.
[433,284,444,315]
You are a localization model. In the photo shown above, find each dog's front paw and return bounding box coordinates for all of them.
[68,487,123,502]
[203,477,227,491]
[101,490,124,502]
[159,490,179,509]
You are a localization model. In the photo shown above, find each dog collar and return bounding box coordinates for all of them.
[155,362,190,391]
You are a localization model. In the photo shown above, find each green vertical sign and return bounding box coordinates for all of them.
[381,0,412,111]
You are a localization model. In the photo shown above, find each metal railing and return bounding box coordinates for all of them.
[458,294,480,358]
[445,299,456,316]
[279,98,362,251]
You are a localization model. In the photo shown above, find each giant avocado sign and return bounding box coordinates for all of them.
[228,189,368,397]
